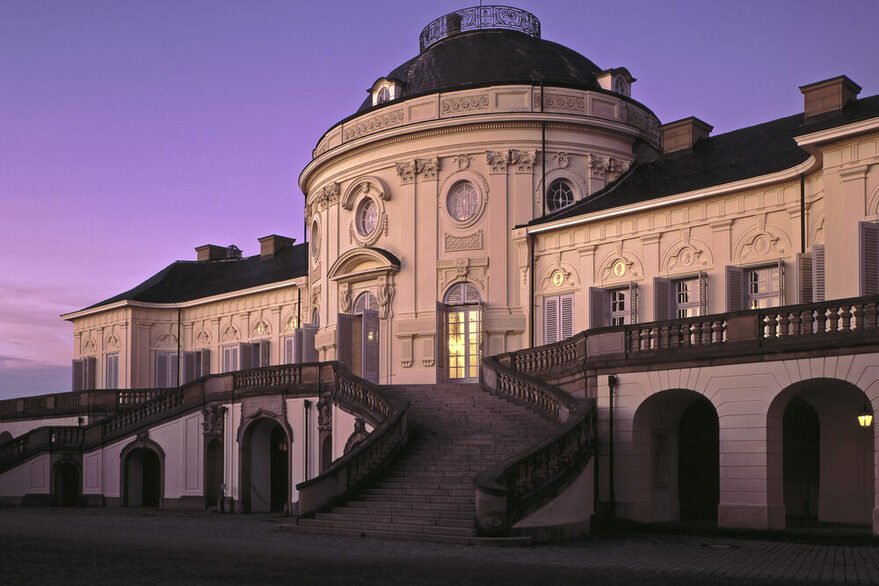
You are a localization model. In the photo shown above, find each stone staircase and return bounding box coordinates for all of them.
[294,383,557,544]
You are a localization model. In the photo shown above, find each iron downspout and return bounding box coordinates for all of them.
[608,374,616,522]
[800,174,806,253]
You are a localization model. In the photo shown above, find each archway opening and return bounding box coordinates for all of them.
[204,438,224,510]
[124,447,161,507]
[441,282,483,382]
[242,418,289,513]
[630,389,718,524]
[768,379,874,528]
[53,462,80,507]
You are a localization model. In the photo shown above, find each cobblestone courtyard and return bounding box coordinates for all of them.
[1,509,878,585]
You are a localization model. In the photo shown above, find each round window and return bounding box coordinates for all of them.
[446,181,480,222]
[310,220,320,258]
[546,180,575,212]
[356,198,378,236]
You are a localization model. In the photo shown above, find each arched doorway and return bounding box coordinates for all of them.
[629,389,719,524]
[204,438,224,510]
[768,379,874,527]
[53,461,80,506]
[123,446,162,507]
[442,282,483,382]
[241,418,289,513]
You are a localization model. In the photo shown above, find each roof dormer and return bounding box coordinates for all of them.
[597,67,636,98]
[368,77,405,107]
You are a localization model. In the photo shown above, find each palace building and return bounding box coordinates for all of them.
[2,6,879,540]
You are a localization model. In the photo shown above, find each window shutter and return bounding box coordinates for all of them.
[812,245,825,302]
[259,340,270,367]
[238,343,254,370]
[476,301,485,375]
[72,359,84,392]
[629,282,639,325]
[105,354,118,390]
[726,266,745,311]
[361,309,380,383]
[84,356,96,390]
[860,222,879,295]
[183,351,198,383]
[444,284,463,305]
[283,336,295,364]
[653,277,673,321]
[156,353,169,388]
[336,314,354,371]
[199,349,211,377]
[589,287,609,328]
[777,259,786,306]
[544,296,559,344]
[698,271,709,316]
[559,294,574,340]
[435,302,447,382]
[222,346,232,373]
[797,252,813,304]
[303,324,319,362]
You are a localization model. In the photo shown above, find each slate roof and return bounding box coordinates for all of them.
[528,93,879,226]
[356,29,602,114]
[82,243,308,311]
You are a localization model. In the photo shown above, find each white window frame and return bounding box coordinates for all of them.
[674,278,700,318]
[610,288,629,326]
[747,265,781,309]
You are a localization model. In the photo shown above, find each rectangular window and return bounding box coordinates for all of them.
[155,351,179,388]
[222,345,239,373]
[610,288,629,326]
[674,278,699,318]
[105,353,119,389]
[747,265,780,309]
[543,294,574,344]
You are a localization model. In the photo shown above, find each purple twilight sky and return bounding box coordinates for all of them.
[1,0,877,398]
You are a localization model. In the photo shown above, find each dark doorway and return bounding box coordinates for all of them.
[53,462,80,506]
[242,418,289,513]
[678,398,719,521]
[125,447,161,507]
[784,397,820,522]
[269,426,288,513]
[204,438,224,510]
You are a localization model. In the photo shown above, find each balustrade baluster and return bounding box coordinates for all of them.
[841,305,853,331]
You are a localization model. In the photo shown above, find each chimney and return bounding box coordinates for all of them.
[195,244,228,262]
[661,117,713,154]
[258,234,296,259]
[799,75,861,118]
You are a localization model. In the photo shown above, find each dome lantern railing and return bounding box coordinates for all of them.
[419,5,540,53]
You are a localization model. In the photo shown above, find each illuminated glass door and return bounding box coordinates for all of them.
[443,282,482,382]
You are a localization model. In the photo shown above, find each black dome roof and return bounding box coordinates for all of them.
[356,29,603,113]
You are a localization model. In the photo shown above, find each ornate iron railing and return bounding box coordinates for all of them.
[296,366,408,517]
[419,5,540,52]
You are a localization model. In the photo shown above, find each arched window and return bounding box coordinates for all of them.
[444,282,481,305]
[353,291,378,314]
[376,87,391,104]
[546,179,575,212]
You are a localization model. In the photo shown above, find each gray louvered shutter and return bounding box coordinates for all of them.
[653,277,673,321]
[72,359,84,391]
[477,301,485,376]
[629,282,639,325]
[156,353,175,388]
[183,351,198,383]
[303,324,319,362]
[544,296,559,344]
[726,266,745,311]
[336,314,354,371]
[283,336,295,364]
[797,252,813,304]
[698,271,709,315]
[812,245,825,302]
[238,343,253,370]
[199,349,211,376]
[861,222,879,295]
[361,309,379,384]
[777,259,786,306]
[259,340,270,367]
[84,356,96,390]
[589,287,609,328]
[436,302,447,382]
[105,354,118,389]
[559,294,574,340]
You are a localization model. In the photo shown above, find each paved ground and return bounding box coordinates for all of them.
[1,508,879,585]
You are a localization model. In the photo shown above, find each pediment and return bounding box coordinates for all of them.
[328,247,400,283]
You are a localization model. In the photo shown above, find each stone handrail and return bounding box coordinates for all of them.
[476,351,593,533]
[296,366,408,517]
[0,426,84,473]
[233,364,304,390]
[508,331,587,374]
[101,387,189,437]
[0,388,175,422]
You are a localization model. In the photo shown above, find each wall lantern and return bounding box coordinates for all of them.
[858,402,873,428]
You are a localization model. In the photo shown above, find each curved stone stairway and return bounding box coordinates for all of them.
[293,383,557,544]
